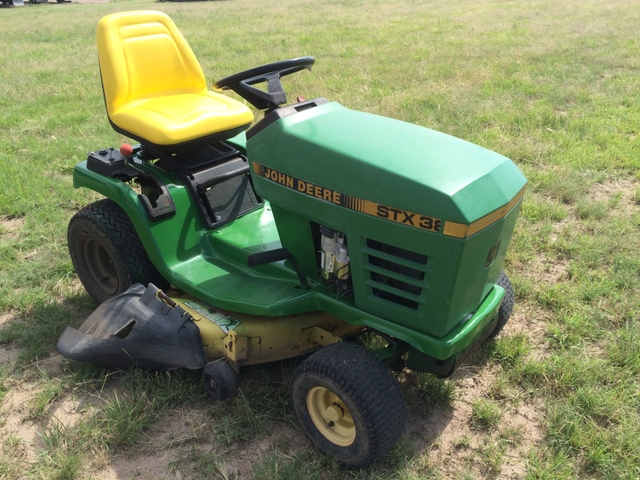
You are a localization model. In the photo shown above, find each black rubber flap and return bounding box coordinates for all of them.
[57,283,207,370]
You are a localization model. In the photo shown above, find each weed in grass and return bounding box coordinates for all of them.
[40,417,102,460]
[471,399,502,431]
[252,449,322,480]
[0,299,93,364]
[99,391,159,448]
[63,361,112,389]
[491,333,530,369]
[526,448,575,479]
[118,368,206,408]
[32,451,82,480]
[36,419,97,480]
[608,322,640,374]
[547,323,581,351]
[532,353,640,478]
[413,373,456,410]
[569,387,623,429]
[0,435,24,479]
[534,283,574,311]
[173,445,235,480]
[40,419,71,452]
[454,469,477,480]
[383,436,420,470]
[498,425,522,448]
[528,167,597,205]
[520,196,568,222]
[576,199,610,220]
[476,438,507,477]
[454,435,472,451]
[0,460,14,478]
[29,377,64,420]
[485,376,520,406]
[210,391,268,444]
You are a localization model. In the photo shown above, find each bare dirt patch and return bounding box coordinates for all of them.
[529,256,571,285]
[604,178,640,218]
[98,452,178,480]
[90,415,309,479]
[0,216,25,241]
[574,177,639,221]
[221,423,308,479]
[51,397,83,427]
[409,363,544,479]
[35,352,66,375]
[0,345,20,366]
[590,178,638,204]
[505,303,550,361]
[0,384,47,464]
[0,312,14,327]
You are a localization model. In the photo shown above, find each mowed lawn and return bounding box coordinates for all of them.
[1,0,639,478]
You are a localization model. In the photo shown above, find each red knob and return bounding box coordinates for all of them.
[120,144,133,157]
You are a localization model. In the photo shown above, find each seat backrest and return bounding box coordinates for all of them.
[97,11,207,116]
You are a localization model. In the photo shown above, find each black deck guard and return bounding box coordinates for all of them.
[57,283,207,370]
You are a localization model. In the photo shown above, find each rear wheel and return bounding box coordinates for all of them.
[68,199,168,304]
[290,342,405,468]
[487,271,515,340]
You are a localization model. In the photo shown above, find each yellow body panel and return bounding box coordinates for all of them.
[97,11,253,146]
[173,296,364,366]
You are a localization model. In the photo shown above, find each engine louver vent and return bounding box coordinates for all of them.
[364,239,429,310]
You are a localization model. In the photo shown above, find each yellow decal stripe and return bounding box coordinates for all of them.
[252,163,524,237]
[443,186,526,238]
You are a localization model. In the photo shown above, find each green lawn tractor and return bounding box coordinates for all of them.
[57,10,527,467]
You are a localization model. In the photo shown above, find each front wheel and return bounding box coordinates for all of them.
[290,342,405,468]
[68,199,168,305]
[486,271,515,340]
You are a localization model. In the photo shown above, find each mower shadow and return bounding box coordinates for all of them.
[220,344,499,476]
[0,293,94,366]
[6,295,499,477]
[384,340,498,469]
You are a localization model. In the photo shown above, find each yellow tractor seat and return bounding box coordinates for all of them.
[97,11,254,151]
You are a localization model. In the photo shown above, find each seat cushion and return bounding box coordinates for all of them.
[98,11,254,148]
[110,91,254,147]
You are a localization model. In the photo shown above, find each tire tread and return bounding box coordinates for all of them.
[291,342,405,468]
[488,271,515,339]
[68,199,167,303]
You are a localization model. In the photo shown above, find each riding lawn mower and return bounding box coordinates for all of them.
[56,10,527,467]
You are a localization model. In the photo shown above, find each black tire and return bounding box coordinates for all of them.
[203,359,238,400]
[68,199,168,305]
[290,342,405,468]
[486,271,515,340]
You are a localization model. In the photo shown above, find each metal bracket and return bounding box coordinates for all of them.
[304,326,342,347]
[223,330,247,362]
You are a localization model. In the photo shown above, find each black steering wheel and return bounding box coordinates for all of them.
[214,57,315,111]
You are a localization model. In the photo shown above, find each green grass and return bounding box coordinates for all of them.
[1,0,640,478]
[471,399,503,431]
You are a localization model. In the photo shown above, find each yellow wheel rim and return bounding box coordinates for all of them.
[306,386,356,447]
